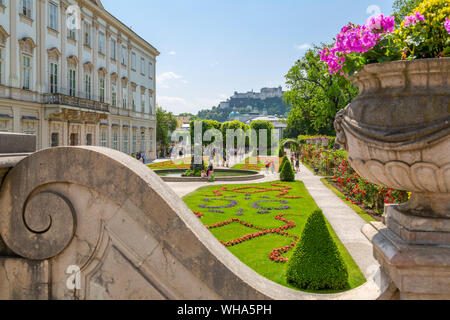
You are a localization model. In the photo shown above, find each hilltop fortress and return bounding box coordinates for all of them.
[219,87,284,109]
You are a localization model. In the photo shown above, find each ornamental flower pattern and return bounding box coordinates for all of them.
[198,198,238,209]
[191,183,304,263]
[252,200,290,211]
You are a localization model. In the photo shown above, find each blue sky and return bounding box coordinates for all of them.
[103,0,395,114]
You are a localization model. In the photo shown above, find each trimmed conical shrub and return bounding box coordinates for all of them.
[280,160,295,182]
[278,156,289,173]
[286,210,348,290]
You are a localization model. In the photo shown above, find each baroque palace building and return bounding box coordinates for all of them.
[0,0,159,159]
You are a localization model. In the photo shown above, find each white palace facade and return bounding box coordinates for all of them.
[0,0,159,159]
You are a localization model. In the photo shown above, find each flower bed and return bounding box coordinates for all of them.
[147,160,190,170]
[182,181,366,292]
[298,144,408,214]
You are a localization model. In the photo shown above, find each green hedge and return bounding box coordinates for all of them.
[280,160,295,182]
[286,210,348,290]
[279,156,289,173]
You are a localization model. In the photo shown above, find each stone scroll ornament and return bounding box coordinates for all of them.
[333,59,450,217]
[0,190,76,260]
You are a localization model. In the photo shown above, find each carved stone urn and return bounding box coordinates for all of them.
[335,58,450,300]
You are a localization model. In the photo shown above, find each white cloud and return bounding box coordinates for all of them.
[295,43,311,51]
[157,96,189,113]
[168,51,177,55]
[157,72,186,89]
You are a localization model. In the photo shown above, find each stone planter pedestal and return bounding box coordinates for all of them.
[335,58,450,300]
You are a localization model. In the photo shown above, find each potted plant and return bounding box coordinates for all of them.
[322,0,450,299]
[322,0,449,217]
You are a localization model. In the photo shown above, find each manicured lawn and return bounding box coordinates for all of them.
[156,171,255,177]
[182,181,366,293]
[148,159,191,170]
[232,156,282,171]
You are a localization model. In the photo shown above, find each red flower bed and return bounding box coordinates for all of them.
[299,145,408,214]
[206,183,302,200]
[197,214,301,263]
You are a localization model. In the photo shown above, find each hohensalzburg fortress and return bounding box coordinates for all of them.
[231,86,283,100]
[219,87,283,109]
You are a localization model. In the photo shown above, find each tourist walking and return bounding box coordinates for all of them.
[295,157,300,172]
[265,161,270,175]
[270,160,275,175]
[142,152,146,164]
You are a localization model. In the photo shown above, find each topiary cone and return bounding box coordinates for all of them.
[286,210,348,290]
[280,160,295,182]
[279,156,289,173]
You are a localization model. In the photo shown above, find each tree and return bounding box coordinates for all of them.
[189,119,222,147]
[221,121,249,151]
[250,120,275,155]
[156,107,178,156]
[279,155,289,173]
[392,0,424,24]
[283,47,358,137]
[280,160,295,182]
[286,210,348,290]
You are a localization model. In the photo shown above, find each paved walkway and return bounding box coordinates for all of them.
[295,163,379,279]
[165,161,379,280]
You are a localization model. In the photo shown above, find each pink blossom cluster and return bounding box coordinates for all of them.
[403,11,425,27]
[366,14,395,33]
[319,14,395,74]
[445,18,450,34]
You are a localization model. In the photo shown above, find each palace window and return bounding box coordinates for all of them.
[141,92,145,113]
[85,73,91,100]
[0,48,3,85]
[69,28,77,41]
[99,33,105,55]
[111,82,117,107]
[123,131,129,154]
[69,69,76,96]
[150,130,153,152]
[113,131,118,150]
[49,62,58,94]
[22,55,31,90]
[51,133,59,147]
[121,46,127,65]
[141,131,145,152]
[148,62,153,78]
[122,85,127,108]
[131,52,136,70]
[101,130,107,147]
[22,0,32,18]
[132,89,136,111]
[111,39,117,60]
[99,77,105,103]
[84,22,91,47]
[140,58,145,75]
[49,3,58,31]
[86,133,93,146]
[132,131,137,153]
[70,133,79,146]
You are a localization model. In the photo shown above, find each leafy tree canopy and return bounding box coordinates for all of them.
[392,0,424,23]
[283,47,358,137]
[156,107,178,153]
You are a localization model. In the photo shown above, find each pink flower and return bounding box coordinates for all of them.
[404,11,425,27]
[445,18,450,34]
[367,14,395,33]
